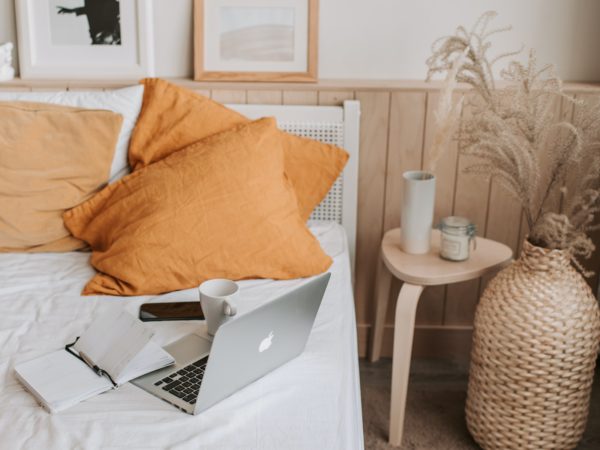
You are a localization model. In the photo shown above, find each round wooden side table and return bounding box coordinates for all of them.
[369,228,512,447]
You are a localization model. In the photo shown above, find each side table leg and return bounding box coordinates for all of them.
[369,251,393,362]
[389,282,424,447]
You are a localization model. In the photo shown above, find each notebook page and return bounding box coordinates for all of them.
[74,309,153,380]
[15,350,113,413]
[115,341,175,385]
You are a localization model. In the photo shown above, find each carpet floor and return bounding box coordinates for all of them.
[360,358,600,450]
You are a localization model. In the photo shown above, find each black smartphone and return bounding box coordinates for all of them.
[139,302,205,322]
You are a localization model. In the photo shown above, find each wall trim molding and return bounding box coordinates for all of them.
[1,77,599,93]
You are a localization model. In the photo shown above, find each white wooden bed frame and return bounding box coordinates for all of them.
[230,101,361,274]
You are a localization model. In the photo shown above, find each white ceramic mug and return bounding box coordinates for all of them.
[198,279,238,336]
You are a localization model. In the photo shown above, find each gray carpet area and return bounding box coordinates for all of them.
[360,359,600,450]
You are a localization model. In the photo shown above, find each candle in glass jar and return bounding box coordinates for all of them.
[439,216,476,261]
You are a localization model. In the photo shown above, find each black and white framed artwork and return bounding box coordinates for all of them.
[16,0,154,79]
[50,0,122,46]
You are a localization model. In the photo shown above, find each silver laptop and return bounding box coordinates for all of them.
[132,272,331,414]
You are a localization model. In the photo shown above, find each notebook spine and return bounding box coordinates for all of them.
[65,338,118,388]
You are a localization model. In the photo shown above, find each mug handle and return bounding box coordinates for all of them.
[222,298,237,316]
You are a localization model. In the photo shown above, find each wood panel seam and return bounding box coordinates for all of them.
[419,91,429,171]
[382,91,393,227]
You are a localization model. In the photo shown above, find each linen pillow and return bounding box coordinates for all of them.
[0,101,123,252]
[64,118,332,296]
[0,85,144,183]
[128,78,348,220]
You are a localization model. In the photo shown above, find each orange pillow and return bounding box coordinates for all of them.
[64,118,332,296]
[0,101,123,252]
[128,78,349,220]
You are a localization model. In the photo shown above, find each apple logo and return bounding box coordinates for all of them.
[259,331,274,353]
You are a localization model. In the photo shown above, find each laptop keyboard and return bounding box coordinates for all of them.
[153,356,209,405]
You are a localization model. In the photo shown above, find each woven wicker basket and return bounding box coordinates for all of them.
[466,240,600,450]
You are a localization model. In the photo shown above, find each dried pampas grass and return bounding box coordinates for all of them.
[426,47,467,171]
[426,11,600,273]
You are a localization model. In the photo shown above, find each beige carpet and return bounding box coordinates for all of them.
[360,359,600,450]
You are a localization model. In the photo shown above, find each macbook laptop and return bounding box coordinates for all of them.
[132,272,331,414]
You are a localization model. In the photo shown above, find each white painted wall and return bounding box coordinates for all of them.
[1,0,599,81]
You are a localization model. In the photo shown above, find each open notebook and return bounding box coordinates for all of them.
[15,309,174,413]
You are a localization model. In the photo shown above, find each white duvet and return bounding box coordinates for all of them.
[0,222,363,450]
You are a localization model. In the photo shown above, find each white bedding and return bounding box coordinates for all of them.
[0,222,363,450]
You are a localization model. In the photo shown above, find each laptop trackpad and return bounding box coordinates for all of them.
[165,334,212,365]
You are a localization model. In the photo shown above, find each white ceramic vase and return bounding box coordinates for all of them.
[400,170,436,254]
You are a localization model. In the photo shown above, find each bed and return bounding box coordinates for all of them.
[0,99,364,450]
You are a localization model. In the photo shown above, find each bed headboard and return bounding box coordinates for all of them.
[0,79,360,274]
[230,101,360,274]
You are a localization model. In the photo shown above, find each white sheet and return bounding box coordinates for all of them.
[0,222,364,450]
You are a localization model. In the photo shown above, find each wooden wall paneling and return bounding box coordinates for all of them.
[246,90,283,105]
[383,92,428,231]
[356,326,368,357]
[560,95,576,123]
[211,89,247,104]
[559,93,578,217]
[193,89,212,98]
[420,91,463,323]
[547,95,569,212]
[318,90,354,106]
[354,91,391,332]
[570,93,600,292]
[422,92,463,224]
[282,90,318,105]
[362,324,474,361]
[479,179,522,294]
[557,95,576,227]
[444,94,492,326]
[444,266,484,327]
[409,325,473,360]
[380,91,444,327]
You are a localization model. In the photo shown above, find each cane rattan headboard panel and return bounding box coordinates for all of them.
[231,101,360,273]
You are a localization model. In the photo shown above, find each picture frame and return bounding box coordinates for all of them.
[194,0,318,82]
[15,0,154,80]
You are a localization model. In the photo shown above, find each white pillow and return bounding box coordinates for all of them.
[0,85,143,183]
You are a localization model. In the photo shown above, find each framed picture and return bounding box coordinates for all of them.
[194,0,318,82]
[15,0,154,79]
